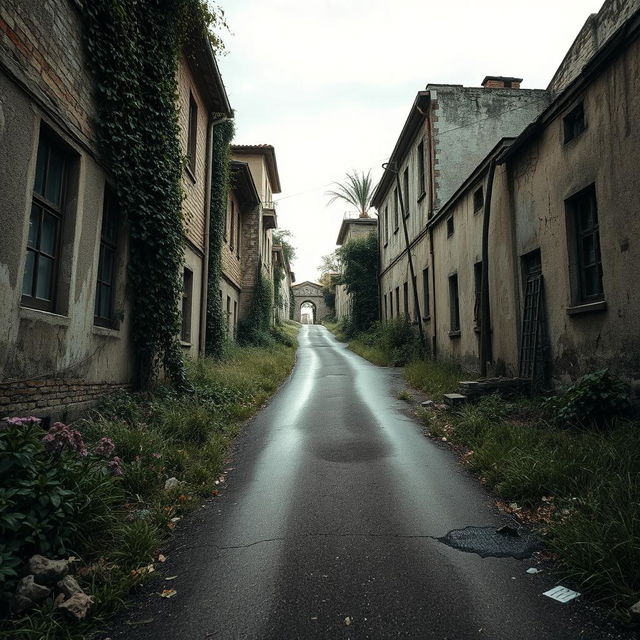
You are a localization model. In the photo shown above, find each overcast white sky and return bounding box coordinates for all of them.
[218,0,604,283]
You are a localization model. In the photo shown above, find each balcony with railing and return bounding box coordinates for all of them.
[262,201,277,230]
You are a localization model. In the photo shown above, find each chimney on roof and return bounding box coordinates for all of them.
[482,76,523,89]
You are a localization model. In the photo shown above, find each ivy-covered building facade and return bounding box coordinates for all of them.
[0,0,232,418]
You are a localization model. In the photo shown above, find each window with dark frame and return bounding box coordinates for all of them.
[389,290,393,318]
[229,199,235,252]
[446,215,454,237]
[403,281,409,317]
[181,268,193,342]
[568,185,604,304]
[187,93,198,175]
[403,167,409,217]
[395,286,400,317]
[417,141,426,198]
[393,188,399,230]
[384,206,389,242]
[226,295,231,332]
[473,186,484,213]
[94,188,120,327]
[449,273,460,333]
[22,132,68,312]
[563,102,585,143]
[384,294,388,320]
[412,275,418,320]
[233,300,238,336]
[236,206,241,258]
[422,267,430,318]
[473,261,483,325]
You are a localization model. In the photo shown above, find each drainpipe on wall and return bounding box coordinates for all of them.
[383,162,427,356]
[199,115,231,356]
[417,96,437,359]
[479,158,497,377]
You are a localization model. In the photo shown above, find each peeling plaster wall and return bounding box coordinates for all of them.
[505,37,640,383]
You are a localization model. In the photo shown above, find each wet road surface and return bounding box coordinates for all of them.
[113,325,625,639]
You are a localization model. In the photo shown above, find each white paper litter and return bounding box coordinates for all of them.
[543,586,580,603]
[526,568,541,574]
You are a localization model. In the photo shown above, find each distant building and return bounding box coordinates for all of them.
[228,144,283,329]
[334,213,377,321]
[272,244,295,322]
[372,78,549,336]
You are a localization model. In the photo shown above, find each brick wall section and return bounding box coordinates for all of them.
[221,192,242,288]
[547,0,640,93]
[0,0,95,146]
[177,53,208,252]
[0,378,129,418]
[238,205,261,319]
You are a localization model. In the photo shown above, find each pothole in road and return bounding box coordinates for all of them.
[438,526,544,559]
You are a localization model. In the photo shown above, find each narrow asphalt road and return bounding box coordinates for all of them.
[112,325,625,639]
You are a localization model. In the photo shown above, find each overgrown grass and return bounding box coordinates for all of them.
[420,394,640,618]
[4,322,299,639]
[326,318,422,367]
[405,358,461,399]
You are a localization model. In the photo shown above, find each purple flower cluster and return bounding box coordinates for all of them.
[2,416,41,430]
[94,436,116,458]
[107,456,124,477]
[41,422,88,457]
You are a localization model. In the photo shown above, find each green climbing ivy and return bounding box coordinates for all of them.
[206,119,235,358]
[238,272,273,346]
[83,0,225,389]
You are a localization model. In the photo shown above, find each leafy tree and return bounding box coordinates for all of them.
[272,229,297,265]
[318,250,340,277]
[337,232,378,334]
[326,170,374,218]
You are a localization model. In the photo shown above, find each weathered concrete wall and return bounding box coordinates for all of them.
[506,36,640,383]
[430,183,485,371]
[431,86,550,211]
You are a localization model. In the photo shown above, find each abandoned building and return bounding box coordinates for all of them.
[0,2,295,419]
[373,0,640,386]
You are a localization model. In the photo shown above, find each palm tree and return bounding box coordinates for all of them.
[326,170,374,218]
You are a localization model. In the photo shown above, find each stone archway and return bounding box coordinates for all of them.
[292,281,330,324]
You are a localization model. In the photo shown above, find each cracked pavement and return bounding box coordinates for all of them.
[110,325,629,639]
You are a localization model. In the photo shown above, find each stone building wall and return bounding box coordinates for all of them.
[0,0,135,420]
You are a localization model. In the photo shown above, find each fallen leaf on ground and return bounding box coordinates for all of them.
[165,576,178,581]
[160,589,177,598]
[158,554,166,562]
[344,616,352,625]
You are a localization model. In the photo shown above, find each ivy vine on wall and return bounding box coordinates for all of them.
[83,0,226,388]
[206,118,235,358]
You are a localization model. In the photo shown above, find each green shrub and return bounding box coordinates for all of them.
[0,418,121,601]
[545,369,632,428]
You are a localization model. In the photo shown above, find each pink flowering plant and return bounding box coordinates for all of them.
[0,416,123,599]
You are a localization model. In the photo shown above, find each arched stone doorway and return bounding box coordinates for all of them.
[300,301,316,324]
[292,281,330,324]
